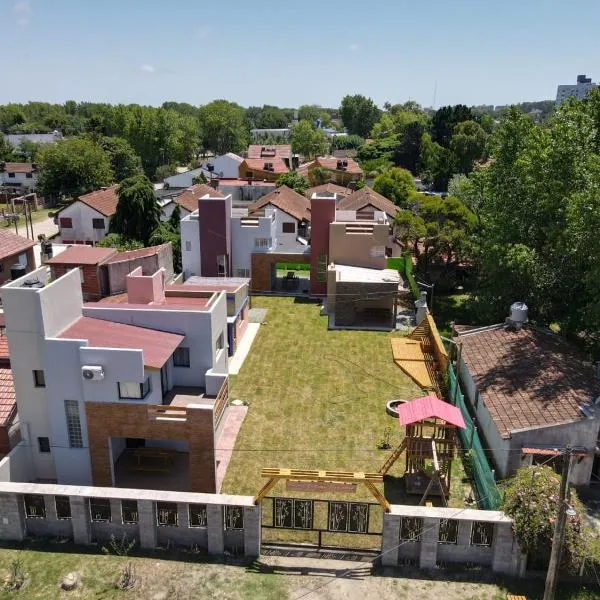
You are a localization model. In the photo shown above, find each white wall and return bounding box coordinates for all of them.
[164,168,211,189]
[2,268,83,482]
[218,183,273,203]
[269,206,302,249]
[58,201,110,244]
[231,212,277,277]
[201,154,242,179]
[181,214,200,279]
[0,172,37,189]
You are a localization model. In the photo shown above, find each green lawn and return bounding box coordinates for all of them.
[0,546,596,600]
[223,297,470,510]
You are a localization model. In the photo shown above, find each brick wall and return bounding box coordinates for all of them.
[334,281,396,326]
[85,402,217,493]
[50,263,103,300]
[0,247,35,284]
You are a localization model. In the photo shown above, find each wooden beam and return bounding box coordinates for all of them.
[364,480,391,513]
[254,477,279,504]
[259,468,383,484]
[431,440,439,473]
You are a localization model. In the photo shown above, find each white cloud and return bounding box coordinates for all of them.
[141,64,156,73]
[348,43,359,51]
[13,0,32,25]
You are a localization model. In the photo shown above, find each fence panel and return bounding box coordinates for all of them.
[447,364,502,510]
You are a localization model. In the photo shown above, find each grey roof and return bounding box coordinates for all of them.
[6,131,63,147]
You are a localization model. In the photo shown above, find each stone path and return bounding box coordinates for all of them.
[215,405,248,491]
[228,323,260,375]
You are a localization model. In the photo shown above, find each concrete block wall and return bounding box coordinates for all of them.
[381,506,521,577]
[0,482,260,558]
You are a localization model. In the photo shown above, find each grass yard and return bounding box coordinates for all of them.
[222,297,471,519]
[0,546,596,600]
[0,204,54,226]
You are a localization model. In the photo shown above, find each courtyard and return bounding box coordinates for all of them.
[221,297,471,512]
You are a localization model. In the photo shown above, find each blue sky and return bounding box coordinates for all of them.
[2,0,599,109]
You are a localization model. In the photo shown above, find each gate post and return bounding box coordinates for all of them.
[243,504,261,557]
[207,504,224,555]
[419,517,440,569]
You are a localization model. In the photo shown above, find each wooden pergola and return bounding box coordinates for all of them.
[254,468,391,512]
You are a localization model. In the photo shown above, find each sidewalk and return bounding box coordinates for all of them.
[228,323,260,375]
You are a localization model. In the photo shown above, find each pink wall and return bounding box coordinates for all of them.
[309,195,336,296]
[126,266,165,304]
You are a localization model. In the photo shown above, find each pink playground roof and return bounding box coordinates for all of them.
[398,395,466,429]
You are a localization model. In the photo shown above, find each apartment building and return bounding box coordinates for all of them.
[556,74,598,106]
[2,264,230,493]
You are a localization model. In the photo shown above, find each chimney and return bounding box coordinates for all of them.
[126,266,166,304]
[209,179,219,190]
[505,301,528,330]
[309,193,336,296]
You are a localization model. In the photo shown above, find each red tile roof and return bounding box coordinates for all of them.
[58,316,184,369]
[0,228,36,261]
[247,145,291,159]
[104,243,169,264]
[2,162,35,174]
[456,325,599,438]
[299,157,363,176]
[338,186,399,218]
[398,395,466,428]
[241,158,289,175]
[77,185,119,217]
[248,185,311,222]
[0,330,10,361]
[175,184,224,213]
[307,183,352,198]
[0,367,16,427]
[96,294,211,309]
[216,178,275,187]
[46,246,117,266]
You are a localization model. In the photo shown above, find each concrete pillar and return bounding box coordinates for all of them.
[457,518,472,549]
[69,496,91,545]
[207,504,224,555]
[419,517,440,569]
[43,494,58,522]
[109,499,122,525]
[177,503,189,529]
[492,522,517,575]
[243,505,261,557]
[138,500,157,550]
[381,514,401,567]
[0,493,25,541]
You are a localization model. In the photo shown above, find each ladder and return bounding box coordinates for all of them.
[379,439,407,475]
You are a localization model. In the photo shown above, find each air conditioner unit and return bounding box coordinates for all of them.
[82,366,104,381]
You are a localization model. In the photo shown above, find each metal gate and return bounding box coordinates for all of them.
[260,496,383,552]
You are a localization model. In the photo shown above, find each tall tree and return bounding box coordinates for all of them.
[276,172,309,195]
[0,134,15,161]
[36,138,113,202]
[373,167,416,206]
[449,120,487,174]
[291,120,328,159]
[339,95,381,137]
[430,105,473,147]
[110,175,161,245]
[198,100,248,155]
[98,136,143,181]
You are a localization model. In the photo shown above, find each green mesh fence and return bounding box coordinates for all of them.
[447,363,502,510]
[386,253,420,299]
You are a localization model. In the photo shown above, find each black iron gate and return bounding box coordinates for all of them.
[261,496,383,551]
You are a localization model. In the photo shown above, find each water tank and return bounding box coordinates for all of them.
[10,263,26,281]
[510,302,528,324]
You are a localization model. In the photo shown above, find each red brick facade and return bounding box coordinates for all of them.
[0,247,35,285]
[49,263,105,300]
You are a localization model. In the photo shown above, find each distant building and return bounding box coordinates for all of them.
[0,228,36,285]
[0,163,37,196]
[250,128,291,141]
[200,153,243,179]
[6,130,62,150]
[556,74,598,106]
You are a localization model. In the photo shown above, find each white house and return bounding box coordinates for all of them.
[57,186,118,245]
[164,167,213,189]
[2,264,229,491]
[556,74,598,106]
[200,153,243,179]
[0,162,37,194]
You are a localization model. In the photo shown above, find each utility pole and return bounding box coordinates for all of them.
[543,445,573,600]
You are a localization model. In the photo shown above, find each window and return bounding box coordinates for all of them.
[24,494,46,518]
[399,517,423,541]
[59,217,73,228]
[121,500,138,524]
[92,218,105,230]
[470,521,494,547]
[55,496,71,519]
[215,332,224,353]
[8,173,15,178]
[90,498,111,522]
[185,241,192,252]
[438,519,459,544]
[118,378,151,400]
[189,504,208,528]
[317,254,328,283]
[217,255,227,276]
[157,502,178,526]
[33,369,45,387]
[37,437,50,453]
[236,268,250,278]
[224,506,244,530]
[64,400,83,448]
[173,347,190,368]
[254,237,271,249]
[26,173,33,179]
[282,222,295,234]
